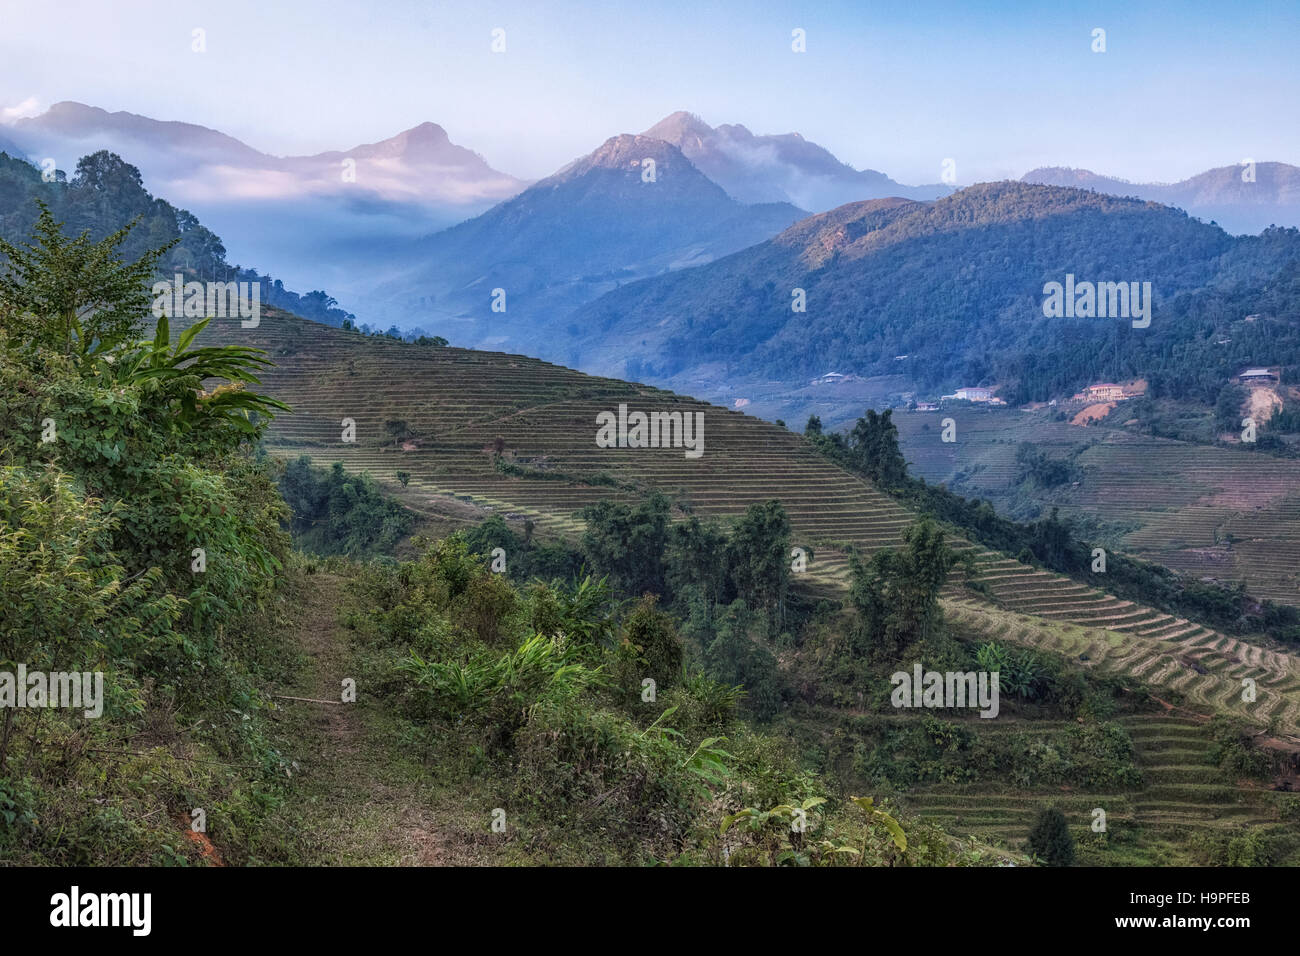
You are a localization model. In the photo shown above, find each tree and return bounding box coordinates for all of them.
[1027,806,1076,866]
[665,515,731,614]
[848,518,954,657]
[396,470,411,488]
[849,409,906,488]
[704,601,781,720]
[0,466,162,771]
[621,595,683,688]
[1015,443,1077,488]
[384,419,411,445]
[1215,384,1246,433]
[0,199,173,360]
[580,491,671,595]
[278,458,411,557]
[728,500,792,622]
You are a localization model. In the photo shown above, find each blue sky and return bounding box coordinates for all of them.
[2,0,1297,184]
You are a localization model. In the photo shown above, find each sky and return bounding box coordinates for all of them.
[1,0,1298,185]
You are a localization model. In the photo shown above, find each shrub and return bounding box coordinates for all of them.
[1027,806,1075,866]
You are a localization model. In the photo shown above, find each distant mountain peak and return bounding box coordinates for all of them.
[326,120,499,168]
[643,110,714,145]
[44,100,105,119]
[638,111,947,208]
[396,121,451,143]
[1021,163,1300,233]
[550,133,701,183]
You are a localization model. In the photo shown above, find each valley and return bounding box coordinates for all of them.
[5,9,1300,882]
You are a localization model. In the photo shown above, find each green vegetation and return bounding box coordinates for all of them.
[809,409,1300,644]
[192,293,1298,863]
[279,456,413,557]
[6,183,1291,866]
[576,182,1300,405]
[847,518,953,658]
[0,201,1010,865]
[1027,807,1076,866]
[0,201,300,864]
[461,513,584,581]
[1014,442,1082,488]
[340,532,998,865]
[0,149,357,328]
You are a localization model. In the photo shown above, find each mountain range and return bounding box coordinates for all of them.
[1022,163,1300,236]
[569,181,1300,408]
[642,111,951,209]
[0,102,526,302]
[0,103,952,315]
[6,101,523,207]
[367,132,804,353]
[4,102,1300,415]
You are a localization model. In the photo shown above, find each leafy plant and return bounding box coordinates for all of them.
[398,634,604,726]
[106,316,289,434]
[720,796,828,866]
[850,795,908,856]
[0,198,172,361]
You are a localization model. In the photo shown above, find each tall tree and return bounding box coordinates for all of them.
[849,408,906,488]
[1027,807,1076,867]
[0,199,172,360]
[665,515,731,613]
[728,500,792,622]
[581,491,671,596]
[848,517,954,657]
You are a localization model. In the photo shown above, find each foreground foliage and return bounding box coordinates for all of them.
[0,203,299,864]
[342,534,1004,866]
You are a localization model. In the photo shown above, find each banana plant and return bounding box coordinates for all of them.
[107,316,289,432]
[720,796,827,866]
[850,795,908,856]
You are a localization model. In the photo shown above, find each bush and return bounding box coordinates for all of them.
[279,457,411,557]
[703,601,783,721]
[620,595,684,692]
[1027,806,1076,866]
[1207,716,1272,779]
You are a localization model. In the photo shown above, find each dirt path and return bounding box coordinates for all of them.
[281,572,450,865]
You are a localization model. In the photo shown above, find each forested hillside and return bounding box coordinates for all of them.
[3,189,1296,868]
[0,150,359,330]
[573,182,1300,404]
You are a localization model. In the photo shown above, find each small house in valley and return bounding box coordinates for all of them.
[942,386,993,403]
[1238,367,1279,385]
[1084,383,1125,401]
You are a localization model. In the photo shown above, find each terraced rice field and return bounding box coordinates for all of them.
[191,312,1300,733]
[895,408,1300,606]
[946,601,1300,732]
[899,714,1290,860]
